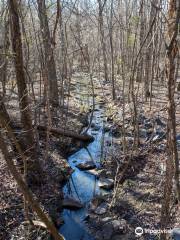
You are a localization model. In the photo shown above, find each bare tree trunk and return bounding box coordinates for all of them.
[136,0,144,83]
[98,0,108,82]
[144,1,157,100]
[37,0,59,105]
[0,132,64,240]
[109,0,115,99]
[166,0,180,202]
[9,0,35,148]
[9,0,42,184]
[59,2,67,107]
[160,1,180,238]
[0,19,8,97]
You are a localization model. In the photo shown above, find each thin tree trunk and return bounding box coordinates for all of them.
[9,0,42,183]
[0,132,64,240]
[166,0,180,203]
[37,0,59,105]
[160,1,180,238]
[136,0,144,83]
[9,0,35,148]
[144,1,157,100]
[109,0,115,99]
[98,0,108,82]
[0,19,8,97]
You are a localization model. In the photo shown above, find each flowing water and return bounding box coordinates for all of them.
[59,104,112,240]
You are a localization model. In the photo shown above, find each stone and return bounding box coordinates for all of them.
[102,217,112,223]
[106,170,112,177]
[156,128,165,135]
[155,117,166,127]
[89,196,105,211]
[138,114,146,124]
[107,116,113,122]
[128,214,140,224]
[106,140,112,146]
[94,202,108,215]
[146,128,153,134]
[176,134,180,141]
[76,161,96,170]
[62,197,83,210]
[102,222,113,240]
[85,169,102,177]
[152,131,166,142]
[157,144,166,152]
[91,122,96,128]
[95,230,103,240]
[79,115,89,126]
[139,129,147,138]
[92,132,98,136]
[112,127,121,137]
[171,228,180,240]
[98,178,114,190]
[144,120,153,129]
[112,235,122,240]
[152,134,160,142]
[99,169,108,178]
[126,137,134,144]
[83,214,90,221]
[111,219,127,233]
[92,125,101,131]
[104,126,111,132]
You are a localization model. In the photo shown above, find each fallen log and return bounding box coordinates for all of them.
[37,125,94,142]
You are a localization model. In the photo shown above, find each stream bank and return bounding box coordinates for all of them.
[58,73,180,240]
[1,72,179,240]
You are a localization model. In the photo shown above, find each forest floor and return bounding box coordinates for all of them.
[0,74,90,240]
[85,76,180,240]
[0,71,180,240]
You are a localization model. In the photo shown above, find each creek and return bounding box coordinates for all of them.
[59,103,112,240]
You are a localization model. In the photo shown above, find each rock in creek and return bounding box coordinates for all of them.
[98,178,114,190]
[91,124,101,131]
[85,169,103,177]
[62,197,83,210]
[176,134,180,141]
[171,228,180,240]
[94,202,108,215]
[104,125,111,132]
[76,161,96,170]
[102,217,112,223]
[90,196,106,211]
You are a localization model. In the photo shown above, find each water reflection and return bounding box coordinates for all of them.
[60,106,110,240]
